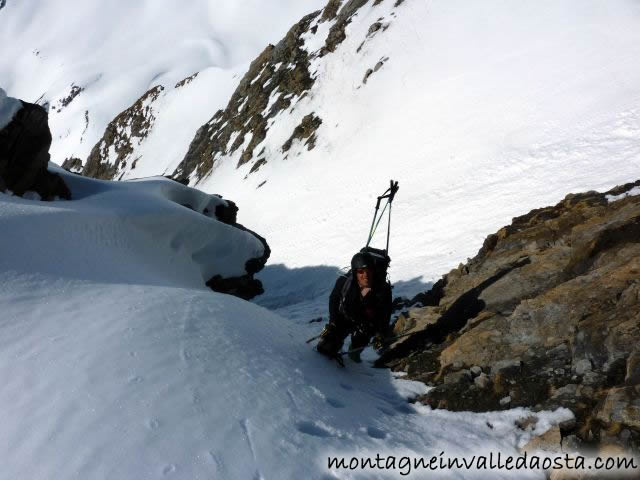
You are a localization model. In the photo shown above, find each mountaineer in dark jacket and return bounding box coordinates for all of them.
[317,251,393,363]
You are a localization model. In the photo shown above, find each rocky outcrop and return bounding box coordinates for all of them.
[206,221,270,300]
[203,198,272,299]
[55,84,84,113]
[206,227,270,300]
[380,181,640,453]
[0,99,71,200]
[61,156,83,173]
[83,85,164,180]
[169,190,271,300]
[173,11,321,183]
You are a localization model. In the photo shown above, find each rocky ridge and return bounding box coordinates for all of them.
[82,85,165,180]
[75,0,404,183]
[380,181,640,455]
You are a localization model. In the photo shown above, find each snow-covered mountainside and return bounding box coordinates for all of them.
[0,0,328,167]
[2,0,640,477]
[57,0,640,305]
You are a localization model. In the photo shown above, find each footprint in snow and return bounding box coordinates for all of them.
[162,464,176,475]
[147,418,161,430]
[296,421,334,438]
[326,397,345,408]
[367,426,387,440]
[339,382,353,391]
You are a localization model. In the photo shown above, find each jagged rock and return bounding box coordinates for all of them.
[626,349,640,384]
[522,426,562,453]
[206,208,270,300]
[281,113,322,153]
[320,0,369,56]
[175,72,199,89]
[320,0,342,21]
[61,157,83,173]
[55,84,84,112]
[474,373,490,389]
[206,218,271,300]
[174,10,321,182]
[0,100,71,200]
[83,85,164,180]
[206,274,264,301]
[596,387,640,430]
[378,180,640,452]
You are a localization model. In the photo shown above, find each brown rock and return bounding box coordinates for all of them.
[522,426,562,453]
[596,387,640,430]
[379,180,640,453]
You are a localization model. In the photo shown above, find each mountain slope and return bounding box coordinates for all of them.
[0,166,572,480]
[8,0,640,293]
[187,0,640,291]
[0,0,328,166]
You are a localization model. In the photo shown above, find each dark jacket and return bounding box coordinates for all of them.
[317,273,392,355]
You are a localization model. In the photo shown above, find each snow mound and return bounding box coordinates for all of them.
[0,165,265,286]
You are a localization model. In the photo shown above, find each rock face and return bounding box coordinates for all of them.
[379,181,640,453]
[83,85,164,180]
[172,10,321,183]
[0,99,71,200]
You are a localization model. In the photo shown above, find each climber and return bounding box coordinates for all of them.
[317,251,393,363]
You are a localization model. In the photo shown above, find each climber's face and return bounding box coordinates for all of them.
[356,267,373,288]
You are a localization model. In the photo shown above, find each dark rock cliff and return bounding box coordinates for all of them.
[0,100,71,200]
[381,181,640,454]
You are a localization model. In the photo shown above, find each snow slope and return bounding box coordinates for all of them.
[0,171,571,479]
[0,0,327,163]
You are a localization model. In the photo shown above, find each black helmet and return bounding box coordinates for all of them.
[351,252,374,271]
